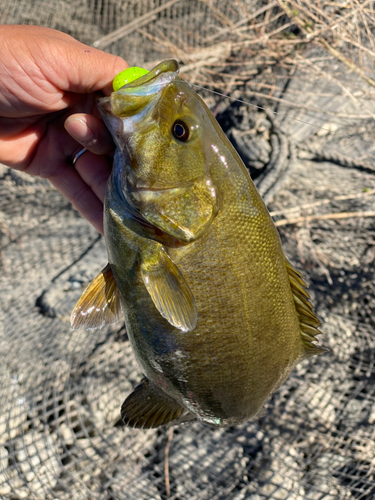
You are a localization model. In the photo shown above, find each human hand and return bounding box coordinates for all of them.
[0,25,128,233]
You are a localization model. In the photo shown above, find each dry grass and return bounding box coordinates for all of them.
[125,0,375,124]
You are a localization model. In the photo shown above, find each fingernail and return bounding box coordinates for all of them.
[65,117,95,142]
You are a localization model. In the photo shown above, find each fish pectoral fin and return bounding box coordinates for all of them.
[140,248,197,332]
[70,263,122,330]
[121,378,186,429]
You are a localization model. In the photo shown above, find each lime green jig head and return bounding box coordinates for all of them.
[112,67,149,92]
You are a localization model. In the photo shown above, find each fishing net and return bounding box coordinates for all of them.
[1,1,375,499]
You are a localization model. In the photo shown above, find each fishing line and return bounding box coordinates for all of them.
[190,83,355,137]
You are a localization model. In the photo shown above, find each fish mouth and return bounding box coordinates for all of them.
[97,60,180,121]
[126,173,193,195]
[127,184,185,204]
[132,181,183,191]
[119,60,179,94]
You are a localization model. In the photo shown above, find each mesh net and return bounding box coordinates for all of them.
[1,1,375,499]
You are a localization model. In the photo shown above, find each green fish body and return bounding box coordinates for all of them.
[71,60,325,428]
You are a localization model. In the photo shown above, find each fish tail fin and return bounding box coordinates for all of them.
[286,260,328,358]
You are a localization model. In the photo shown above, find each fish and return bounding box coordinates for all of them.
[71,59,326,429]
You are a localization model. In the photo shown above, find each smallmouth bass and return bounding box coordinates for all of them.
[71,60,326,428]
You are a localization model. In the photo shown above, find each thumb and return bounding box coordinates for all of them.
[63,47,129,97]
[50,33,129,96]
[4,26,128,97]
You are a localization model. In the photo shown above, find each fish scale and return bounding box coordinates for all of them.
[71,59,326,428]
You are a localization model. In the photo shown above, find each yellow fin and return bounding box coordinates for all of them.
[141,248,197,332]
[302,342,328,359]
[70,264,122,330]
[286,260,327,356]
[121,378,186,428]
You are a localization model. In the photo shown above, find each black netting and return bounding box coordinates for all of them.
[1,1,375,499]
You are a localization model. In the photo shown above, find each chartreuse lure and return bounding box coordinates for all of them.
[112,67,149,91]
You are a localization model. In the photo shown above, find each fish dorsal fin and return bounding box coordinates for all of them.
[286,260,328,358]
[121,378,186,428]
[70,264,122,330]
[140,248,197,332]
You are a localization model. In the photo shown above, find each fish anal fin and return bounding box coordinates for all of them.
[141,248,197,332]
[286,260,327,356]
[121,378,186,429]
[70,263,122,330]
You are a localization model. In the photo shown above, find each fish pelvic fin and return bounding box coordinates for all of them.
[70,263,122,330]
[121,378,186,429]
[140,247,197,332]
[286,260,328,358]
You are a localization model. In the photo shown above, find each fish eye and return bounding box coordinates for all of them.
[172,120,189,142]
